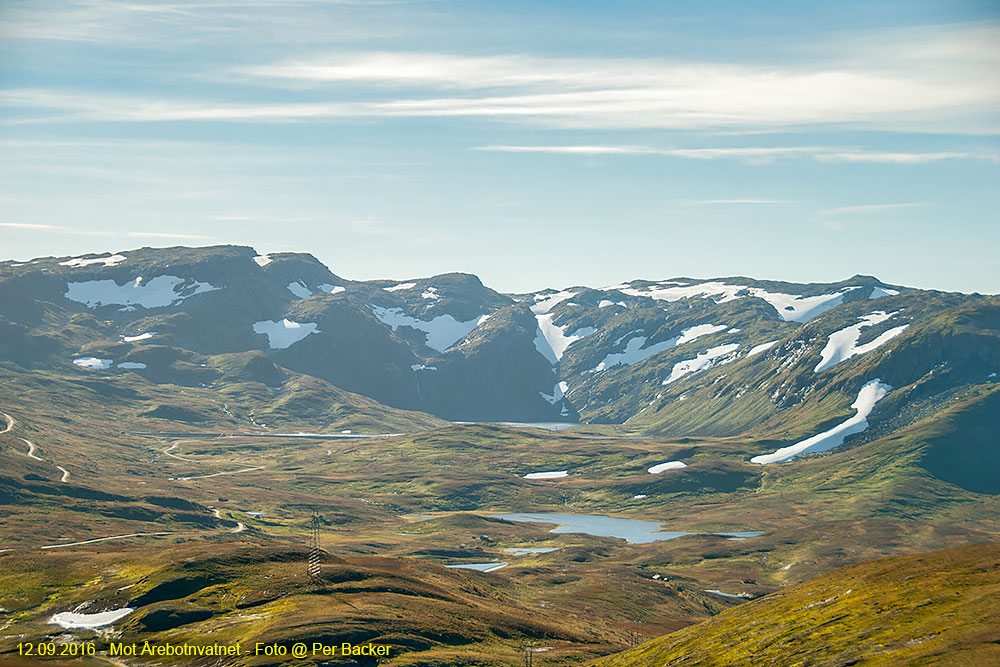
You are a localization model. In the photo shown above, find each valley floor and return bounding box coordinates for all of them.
[2,395,999,666]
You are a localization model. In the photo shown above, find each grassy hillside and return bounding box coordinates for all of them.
[592,541,1000,667]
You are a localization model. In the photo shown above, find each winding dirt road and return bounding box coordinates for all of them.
[3,409,70,482]
[23,438,42,461]
[162,441,193,462]
[40,532,176,549]
[177,465,265,482]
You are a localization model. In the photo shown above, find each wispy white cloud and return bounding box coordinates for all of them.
[0,0,400,45]
[475,145,659,155]
[814,151,999,164]
[685,199,795,205]
[0,221,63,230]
[3,23,1000,133]
[818,203,923,216]
[0,221,213,240]
[476,144,1000,164]
[0,221,114,236]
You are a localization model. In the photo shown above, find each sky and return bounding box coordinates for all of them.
[1,0,998,294]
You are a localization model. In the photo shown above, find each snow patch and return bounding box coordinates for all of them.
[49,608,134,629]
[421,287,439,300]
[814,311,909,372]
[589,336,671,372]
[662,343,741,385]
[524,470,568,479]
[648,461,687,474]
[253,319,320,349]
[676,323,728,345]
[384,282,416,292]
[869,286,899,299]
[252,254,272,267]
[633,494,648,499]
[371,306,489,352]
[286,281,312,299]
[59,253,126,268]
[620,281,745,303]
[590,322,732,373]
[540,381,569,405]
[598,299,626,308]
[117,362,147,369]
[411,364,438,371]
[531,290,578,314]
[751,379,891,464]
[73,357,112,370]
[533,314,594,364]
[287,281,347,299]
[747,340,779,357]
[65,276,220,309]
[122,332,155,342]
[749,287,861,323]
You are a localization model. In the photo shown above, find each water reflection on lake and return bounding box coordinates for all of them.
[445,562,508,572]
[502,547,559,555]
[453,421,576,431]
[493,513,761,545]
[493,513,689,544]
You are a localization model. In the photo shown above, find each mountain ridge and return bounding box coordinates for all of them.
[2,245,996,438]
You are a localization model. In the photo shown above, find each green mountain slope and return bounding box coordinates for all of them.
[592,541,1000,667]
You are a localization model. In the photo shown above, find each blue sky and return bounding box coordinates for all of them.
[1,0,998,293]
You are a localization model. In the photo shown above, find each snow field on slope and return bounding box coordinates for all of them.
[869,286,899,299]
[750,379,891,464]
[531,290,579,314]
[611,280,861,322]
[619,281,745,303]
[588,323,727,373]
[59,253,127,268]
[533,314,594,364]
[65,276,219,309]
[662,343,741,385]
[372,306,489,352]
[747,340,779,356]
[73,357,112,370]
[49,608,134,629]
[814,311,909,372]
[648,461,687,474]
[288,282,346,298]
[523,470,568,479]
[253,319,320,349]
[540,381,569,405]
[287,281,312,299]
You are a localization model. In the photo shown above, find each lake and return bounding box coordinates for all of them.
[493,512,690,544]
[493,512,761,545]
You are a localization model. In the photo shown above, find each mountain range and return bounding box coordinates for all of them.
[1,244,998,666]
[3,244,998,472]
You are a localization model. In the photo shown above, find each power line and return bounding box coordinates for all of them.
[308,514,322,582]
